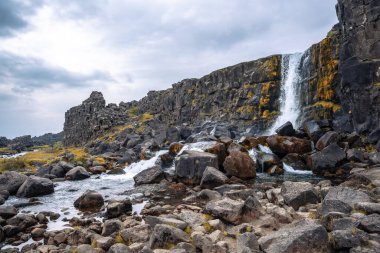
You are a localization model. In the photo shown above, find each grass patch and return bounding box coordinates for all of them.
[0,157,27,173]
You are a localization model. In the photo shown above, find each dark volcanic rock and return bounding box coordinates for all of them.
[275,121,295,136]
[0,171,28,195]
[133,166,165,186]
[175,150,219,185]
[16,176,54,198]
[74,190,104,211]
[307,143,346,175]
[149,224,190,249]
[302,121,323,143]
[282,153,308,171]
[0,205,18,219]
[65,166,91,180]
[258,219,329,253]
[281,181,319,210]
[315,131,340,151]
[200,166,228,189]
[223,151,256,179]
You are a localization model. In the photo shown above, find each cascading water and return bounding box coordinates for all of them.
[268,53,303,134]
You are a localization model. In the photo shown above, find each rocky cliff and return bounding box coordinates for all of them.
[63,0,379,146]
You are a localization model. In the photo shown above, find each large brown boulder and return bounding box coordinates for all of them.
[267,135,312,157]
[223,151,256,179]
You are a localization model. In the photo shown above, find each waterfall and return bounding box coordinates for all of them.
[268,53,303,134]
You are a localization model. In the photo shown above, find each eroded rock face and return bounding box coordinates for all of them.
[258,219,329,253]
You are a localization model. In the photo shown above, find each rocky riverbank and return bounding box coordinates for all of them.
[0,118,379,253]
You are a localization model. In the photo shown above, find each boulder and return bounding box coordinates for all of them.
[368,128,380,144]
[149,224,190,249]
[256,151,283,174]
[175,150,219,185]
[106,199,132,218]
[369,152,380,165]
[121,224,150,244]
[359,214,380,233]
[108,243,131,253]
[166,126,180,143]
[133,166,165,186]
[76,244,97,253]
[267,135,312,156]
[6,213,38,230]
[258,219,329,253]
[307,144,346,175]
[0,190,9,200]
[321,187,373,215]
[0,171,28,195]
[65,166,91,180]
[94,236,115,251]
[88,166,106,174]
[144,216,188,230]
[74,190,104,211]
[302,120,323,142]
[223,151,256,179]
[169,142,184,155]
[236,232,259,253]
[205,197,244,225]
[275,121,295,136]
[200,167,228,189]
[331,229,369,250]
[16,176,54,198]
[281,181,319,210]
[346,149,365,162]
[282,153,308,171]
[205,142,228,169]
[102,219,123,236]
[354,202,380,215]
[0,205,17,219]
[315,131,340,151]
[50,161,74,177]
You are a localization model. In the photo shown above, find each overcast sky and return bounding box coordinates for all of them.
[0,0,338,138]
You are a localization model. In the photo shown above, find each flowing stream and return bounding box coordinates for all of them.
[268,53,303,134]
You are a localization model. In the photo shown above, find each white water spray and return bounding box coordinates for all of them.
[268,53,303,134]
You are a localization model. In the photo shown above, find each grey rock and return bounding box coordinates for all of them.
[258,219,329,253]
[359,214,380,233]
[107,243,131,253]
[133,166,165,186]
[149,224,190,249]
[315,131,340,151]
[308,144,347,175]
[102,219,123,236]
[0,171,28,195]
[354,202,380,215]
[6,213,38,230]
[236,232,259,253]
[331,229,369,250]
[0,205,18,219]
[205,197,244,225]
[200,166,227,189]
[121,224,150,244]
[275,121,295,136]
[106,199,132,218]
[175,150,219,185]
[16,176,54,198]
[281,181,319,210]
[144,216,188,230]
[65,166,91,180]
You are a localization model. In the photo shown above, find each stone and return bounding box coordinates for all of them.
[200,166,228,189]
[267,135,312,156]
[6,214,38,230]
[236,232,259,253]
[149,224,190,249]
[31,227,46,238]
[88,166,106,174]
[359,214,380,233]
[258,219,329,253]
[346,149,365,162]
[0,205,18,219]
[50,161,74,177]
[108,243,131,253]
[256,151,283,174]
[275,121,295,136]
[302,120,323,142]
[354,202,380,215]
[308,144,346,175]
[133,166,165,186]
[0,171,28,195]
[241,196,263,221]
[205,142,228,169]
[196,189,222,201]
[0,190,9,200]
[74,190,104,211]
[106,199,132,218]
[102,219,123,236]
[16,176,54,198]
[281,181,319,210]
[205,197,244,225]
[223,151,256,179]
[321,187,372,215]
[315,131,340,151]
[281,153,308,171]
[144,216,188,230]
[94,236,115,251]
[169,142,184,155]
[175,150,219,185]
[121,224,150,244]
[65,166,91,180]
[369,153,380,165]
[75,244,97,253]
[368,129,380,144]
[331,229,369,250]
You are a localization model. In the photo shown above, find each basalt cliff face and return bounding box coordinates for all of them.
[64,0,379,146]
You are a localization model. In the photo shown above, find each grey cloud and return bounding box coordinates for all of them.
[0,0,44,37]
[0,51,114,91]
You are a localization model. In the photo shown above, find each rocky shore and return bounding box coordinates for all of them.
[0,118,379,253]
